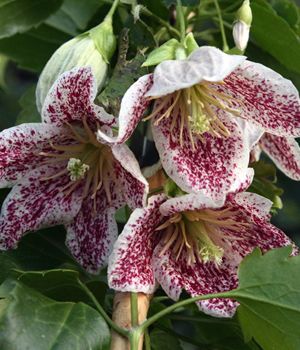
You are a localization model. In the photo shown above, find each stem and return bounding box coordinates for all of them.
[129,329,143,350]
[213,0,229,51]
[144,329,151,350]
[77,279,128,337]
[105,0,120,21]
[176,0,186,42]
[131,292,139,327]
[140,7,181,39]
[139,291,233,331]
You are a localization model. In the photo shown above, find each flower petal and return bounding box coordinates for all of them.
[232,192,272,220]
[224,61,300,137]
[260,133,300,180]
[108,194,166,293]
[152,110,251,199]
[97,74,153,144]
[152,244,239,317]
[0,165,82,250]
[42,67,115,127]
[112,144,149,209]
[160,192,225,217]
[65,187,122,274]
[146,46,246,97]
[0,123,64,188]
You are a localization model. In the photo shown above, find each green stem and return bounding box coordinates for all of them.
[139,291,233,331]
[105,0,120,21]
[129,328,143,350]
[144,328,151,350]
[176,0,186,43]
[130,292,139,327]
[213,0,229,51]
[77,279,128,337]
[140,7,181,39]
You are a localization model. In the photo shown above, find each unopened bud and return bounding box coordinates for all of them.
[233,0,252,51]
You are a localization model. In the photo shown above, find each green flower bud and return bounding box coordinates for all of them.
[232,0,252,52]
[235,0,252,26]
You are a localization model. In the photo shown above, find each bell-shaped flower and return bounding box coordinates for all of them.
[108,190,295,317]
[0,67,148,273]
[98,46,300,200]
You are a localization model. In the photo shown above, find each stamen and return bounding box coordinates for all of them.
[67,158,90,181]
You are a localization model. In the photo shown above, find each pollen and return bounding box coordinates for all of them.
[67,158,90,181]
[145,81,241,151]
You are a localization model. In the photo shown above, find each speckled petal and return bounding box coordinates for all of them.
[260,133,300,180]
[152,109,251,199]
[112,144,149,209]
[108,194,166,293]
[0,165,82,250]
[146,46,246,97]
[65,186,123,274]
[152,244,239,317]
[97,74,153,144]
[42,67,115,127]
[0,123,64,188]
[232,192,272,220]
[224,61,300,137]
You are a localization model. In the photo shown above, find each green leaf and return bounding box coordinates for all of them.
[250,1,300,74]
[162,0,199,7]
[16,85,40,125]
[227,247,300,350]
[0,0,63,39]
[142,39,179,67]
[150,329,183,350]
[0,279,110,350]
[184,32,199,55]
[0,54,8,89]
[271,0,300,31]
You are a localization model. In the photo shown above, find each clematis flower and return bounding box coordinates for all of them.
[0,67,148,273]
[108,191,294,317]
[251,133,300,181]
[98,46,300,200]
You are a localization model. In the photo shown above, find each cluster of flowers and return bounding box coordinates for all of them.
[0,39,299,317]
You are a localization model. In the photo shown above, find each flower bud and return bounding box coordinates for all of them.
[233,0,252,51]
[36,18,116,112]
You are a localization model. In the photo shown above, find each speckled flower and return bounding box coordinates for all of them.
[251,133,300,181]
[0,67,148,273]
[108,191,294,317]
[98,46,300,200]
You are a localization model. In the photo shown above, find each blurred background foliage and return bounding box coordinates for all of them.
[0,0,299,349]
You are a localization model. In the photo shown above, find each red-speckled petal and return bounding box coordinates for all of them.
[108,194,166,293]
[112,144,149,209]
[0,165,83,250]
[97,74,153,144]
[65,185,123,274]
[42,67,115,127]
[152,109,251,200]
[152,244,239,317]
[146,46,246,97]
[232,192,272,220]
[0,123,65,188]
[224,61,300,137]
[260,133,300,180]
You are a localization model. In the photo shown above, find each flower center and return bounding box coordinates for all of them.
[156,207,249,266]
[39,117,114,209]
[145,82,240,151]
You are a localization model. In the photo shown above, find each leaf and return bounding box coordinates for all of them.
[227,247,300,350]
[12,269,108,305]
[162,0,199,7]
[250,1,300,74]
[0,279,110,350]
[271,0,300,31]
[0,0,63,39]
[0,54,8,89]
[150,329,183,350]
[16,85,40,125]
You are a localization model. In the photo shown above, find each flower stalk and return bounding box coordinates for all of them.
[213,0,229,51]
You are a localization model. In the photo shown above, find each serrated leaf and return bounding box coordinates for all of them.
[0,0,63,39]
[142,39,179,67]
[0,279,110,350]
[250,1,300,74]
[227,247,300,350]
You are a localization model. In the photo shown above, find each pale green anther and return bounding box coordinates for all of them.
[235,0,252,26]
[67,158,90,182]
[190,113,211,134]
